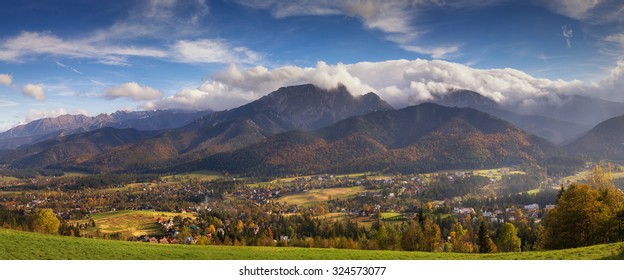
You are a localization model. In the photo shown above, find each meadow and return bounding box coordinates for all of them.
[1,229,622,260]
[277,186,367,206]
[162,170,224,182]
[70,210,196,237]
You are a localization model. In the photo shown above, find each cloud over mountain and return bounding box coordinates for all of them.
[147,58,596,113]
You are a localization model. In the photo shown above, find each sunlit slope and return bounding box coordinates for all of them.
[1,229,622,260]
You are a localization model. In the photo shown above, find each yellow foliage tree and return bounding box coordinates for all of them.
[32,208,60,234]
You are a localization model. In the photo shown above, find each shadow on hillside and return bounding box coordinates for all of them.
[601,247,624,260]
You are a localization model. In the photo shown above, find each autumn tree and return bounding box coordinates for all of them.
[449,222,472,253]
[497,222,521,252]
[32,208,60,234]
[401,221,424,251]
[477,221,496,253]
[178,225,191,244]
[400,214,442,252]
[543,164,624,249]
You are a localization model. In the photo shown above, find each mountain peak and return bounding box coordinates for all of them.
[238,83,393,130]
[432,89,498,109]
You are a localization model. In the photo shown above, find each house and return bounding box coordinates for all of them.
[524,204,539,211]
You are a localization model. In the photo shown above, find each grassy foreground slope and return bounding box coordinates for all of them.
[1,229,623,260]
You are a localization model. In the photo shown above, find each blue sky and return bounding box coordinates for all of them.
[1,0,624,131]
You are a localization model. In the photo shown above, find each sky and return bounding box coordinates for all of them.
[1,0,624,131]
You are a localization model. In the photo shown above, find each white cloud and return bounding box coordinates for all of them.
[55,61,84,75]
[562,25,574,48]
[88,0,209,42]
[0,74,12,86]
[0,1,257,66]
[173,39,262,64]
[0,30,260,66]
[22,84,46,101]
[234,0,461,58]
[605,33,624,46]
[146,59,591,112]
[0,32,167,65]
[595,60,624,101]
[542,0,602,20]
[105,82,164,101]
[24,108,90,122]
[400,45,462,59]
[540,0,624,24]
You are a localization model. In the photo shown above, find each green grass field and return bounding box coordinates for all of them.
[162,170,224,182]
[0,176,20,183]
[422,167,525,182]
[70,210,196,236]
[278,186,366,206]
[1,229,623,260]
[60,172,90,178]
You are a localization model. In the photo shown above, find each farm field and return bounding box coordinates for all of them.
[70,210,196,237]
[162,170,224,182]
[277,186,367,206]
[315,212,406,229]
[0,176,19,183]
[60,172,90,178]
[1,229,623,260]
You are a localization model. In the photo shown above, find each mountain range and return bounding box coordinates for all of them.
[1,83,624,175]
[431,89,592,144]
[187,103,561,175]
[0,110,208,150]
[564,114,624,160]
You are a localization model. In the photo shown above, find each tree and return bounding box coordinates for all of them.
[206,224,217,235]
[32,208,60,234]
[178,225,191,244]
[544,165,624,249]
[450,222,472,253]
[236,220,244,233]
[401,221,424,251]
[497,222,521,252]
[477,221,496,253]
[587,164,615,190]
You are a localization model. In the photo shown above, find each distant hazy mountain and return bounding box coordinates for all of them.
[0,110,209,149]
[6,127,156,169]
[523,94,624,127]
[0,114,94,140]
[186,103,562,176]
[430,89,591,144]
[564,114,624,160]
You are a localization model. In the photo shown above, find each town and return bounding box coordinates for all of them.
[1,163,592,252]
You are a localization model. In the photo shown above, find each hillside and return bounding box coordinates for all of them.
[190,103,562,176]
[564,114,624,160]
[7,128,156,169]
[431,89,590,144]
[1,229,622,260]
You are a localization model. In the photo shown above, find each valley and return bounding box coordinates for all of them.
[1,84,624,259]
